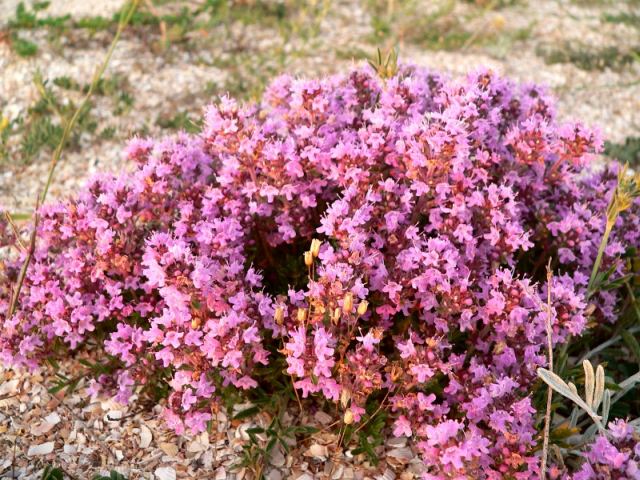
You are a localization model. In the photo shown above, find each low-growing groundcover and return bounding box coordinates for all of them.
[1,62,640,478]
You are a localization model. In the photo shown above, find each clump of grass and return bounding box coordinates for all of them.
[41,466,129,480]
[2,71,134,167]
[537,42,640,71]
[602,11,640,27]
[366,0,528,53]
[4,1,71,57]
[15,75,97,164]
[9,33,39,57]
[605,137,640,167]
[156,111,201,133]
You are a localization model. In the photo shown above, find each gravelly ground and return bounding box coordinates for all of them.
[0,0,639,478]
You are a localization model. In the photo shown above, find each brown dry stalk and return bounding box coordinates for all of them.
[540,260,554,479]
[6,1,139,322]
[41,0,140,203]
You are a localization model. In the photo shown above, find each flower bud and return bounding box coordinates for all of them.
[340,388,351,408]
[391,365,403,382]
[332,307,341,325]
[357,300,368,316]
[274,306,284,325]
[310,238,321,257]
[191,318,201,329]
[342,292,354,313]
[343,409,354,425]
[297,307,307,323]
[304,251,313,267]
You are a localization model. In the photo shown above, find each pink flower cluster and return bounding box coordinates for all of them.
[1,64,639,476]
[571,420,640,479]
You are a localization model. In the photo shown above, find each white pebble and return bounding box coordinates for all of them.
[154,467,176,480]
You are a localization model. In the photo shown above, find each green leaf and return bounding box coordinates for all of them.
[266,436,277,453]
[93,471,128,480]
[233,406,259,420]
[41,466,64,480]
[537,368,600,423]
[11,34,38,57]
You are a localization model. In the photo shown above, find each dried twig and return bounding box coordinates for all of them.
[3,211,26,251]
[5,0,140,322]
[540,260,554,479]
[40,0,140,203]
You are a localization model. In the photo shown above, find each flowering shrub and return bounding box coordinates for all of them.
[1,64,639,477]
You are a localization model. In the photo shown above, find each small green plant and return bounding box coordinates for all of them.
[537,42,640,71]
[16,74,97,163]
[156,111,201,133]
[46,357,119,396]
[368,47,399,79]
[10,33,38,57]
[602,11,640,27]
[40,466,128,480]
[94,471,128,480]
[232,401,317,480]
[341,394,388,465]
[41,466,64,480]
[605,137,640,167]
[588,165,640,293]
[5,1,70,58]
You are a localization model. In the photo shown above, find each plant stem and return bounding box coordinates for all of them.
[6,1,139,321]
[40,0,140,203]
[587,221,614,294]
[540,261,554,480]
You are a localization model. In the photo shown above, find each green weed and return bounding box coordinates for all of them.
[537,42,640,71]
[605,137,640,166]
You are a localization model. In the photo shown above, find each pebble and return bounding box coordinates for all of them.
[387,447,414,465]
[159,442,179,457]
[305,443,329,460]
[269,446,286,467]
[139,424,153,449]
[27,442,55,456]
[154,467,176,480]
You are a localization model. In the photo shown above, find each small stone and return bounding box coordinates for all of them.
[386,436,406,448]
[269,446,286,467]
[331,464,344,479]
[387,447,414,465]
[28,442,54,456]
[266,469,282,480]
[154,467,176,480]
[376,469,396,480]
[159,442,179,457]
[0,379,19,396]
[28,412,57,436]
[105,410,123,422]
[63,444,77,454]
[304,443,329,459]
[45,412,61,424]
[343,467,355,479]
[314,410,333,425]
[139,424,153,449]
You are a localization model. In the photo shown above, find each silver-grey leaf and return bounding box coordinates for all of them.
[537,368,602,428]
[602,389,611,426]
[583,360,595,408]
[593,364,605,411]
